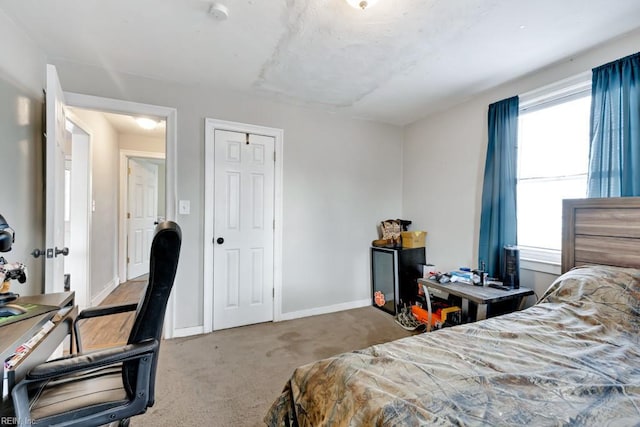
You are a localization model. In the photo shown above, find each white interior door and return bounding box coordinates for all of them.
[213,130,275,330]
[45,64,70,294]
[127,158,158,279]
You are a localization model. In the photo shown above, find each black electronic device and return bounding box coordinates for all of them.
[501,245,520,289]
[0,214,15,252]
[0,213,27,319]
[488,282,512,291]
[0,292,18,305]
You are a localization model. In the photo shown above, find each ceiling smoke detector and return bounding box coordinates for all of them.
[345,0,379,10]
[209,2,229,20]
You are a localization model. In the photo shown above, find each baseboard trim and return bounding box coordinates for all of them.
[279,298,372,322]
[171,326,205,338]
[90,277,119,307]
[168,300,373,338]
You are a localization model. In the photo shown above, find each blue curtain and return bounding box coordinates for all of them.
[587,52,640,197]
[478,96,519,277]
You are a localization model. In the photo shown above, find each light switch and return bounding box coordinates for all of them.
[179,200,191,215]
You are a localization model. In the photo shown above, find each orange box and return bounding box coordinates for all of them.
[401,231,427,248]
[411,305,441,327]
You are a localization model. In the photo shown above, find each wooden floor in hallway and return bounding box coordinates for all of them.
[77,275,147,351]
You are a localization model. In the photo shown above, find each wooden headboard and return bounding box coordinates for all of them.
[562,197,640,273]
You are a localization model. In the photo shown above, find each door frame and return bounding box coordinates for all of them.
[64,111,93,312]
[203,118,284,334]
[118,150,166,283]
[64,91,178,338]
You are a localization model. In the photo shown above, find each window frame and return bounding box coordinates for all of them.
[517,72,592,272]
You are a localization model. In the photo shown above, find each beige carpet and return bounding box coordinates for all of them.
[132,306,412,426]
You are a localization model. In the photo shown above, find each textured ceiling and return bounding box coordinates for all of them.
[2,0,640,125]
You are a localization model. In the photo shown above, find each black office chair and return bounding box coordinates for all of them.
[11,221,181,427]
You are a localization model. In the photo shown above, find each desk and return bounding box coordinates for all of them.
[0,292,76,411]
[418,278,533,322]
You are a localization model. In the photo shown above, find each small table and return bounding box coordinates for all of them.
[418,278,533,322]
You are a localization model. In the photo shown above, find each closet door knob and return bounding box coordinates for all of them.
[216,237,224,245]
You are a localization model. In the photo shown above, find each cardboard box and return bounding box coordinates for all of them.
[401,231,427,248]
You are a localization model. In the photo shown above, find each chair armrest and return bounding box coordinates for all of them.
[26,339,158,381]
[77,303,139,320]
[74,303,138,353]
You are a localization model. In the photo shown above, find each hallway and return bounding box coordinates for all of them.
[77,275,147,350]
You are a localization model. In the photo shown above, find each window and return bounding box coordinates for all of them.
[517,76,591,265]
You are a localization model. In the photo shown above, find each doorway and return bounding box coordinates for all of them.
[66,107,167,305]
[121,153,166,281]
[55,88,177,338]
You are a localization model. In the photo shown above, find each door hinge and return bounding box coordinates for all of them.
[273,288,275,298]
[128,167,131,175]
[273,219,275,230]
[273,151,276,162]
[127,212,130,219]
[127,256,130,264]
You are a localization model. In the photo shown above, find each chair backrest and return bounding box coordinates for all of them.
[123,221,181,404]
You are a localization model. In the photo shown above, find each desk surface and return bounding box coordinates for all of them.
[418,278,533,305]
[0,292,75,362]
[0,292,75,402]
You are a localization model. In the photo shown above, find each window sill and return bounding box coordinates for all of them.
[520,258,561,275]
[519,246,562,275]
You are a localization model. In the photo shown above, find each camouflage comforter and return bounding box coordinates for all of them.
[265,265,640,426]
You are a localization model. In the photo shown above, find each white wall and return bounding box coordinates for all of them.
[0,10,46,296]
[403,28,640,302]
[51,59,404,329]
[0,10,45,96]
[67,109,120,303]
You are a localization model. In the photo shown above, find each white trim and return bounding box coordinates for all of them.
[279,299,372,322]
[517,72,591,278]
[63,112,93,313]
[203,118,284,333]
[64,91,179,339]
[90,277,119,307]
[519,246,561,264]
[118,150,166,283]
[520,259,562,276]
[519,246,562,275]
[171,326,205,338]
[520,71,592,112]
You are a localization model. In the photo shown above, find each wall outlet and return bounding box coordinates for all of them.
[179,200,190,215]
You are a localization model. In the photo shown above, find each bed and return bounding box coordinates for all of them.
[265,197,640,426]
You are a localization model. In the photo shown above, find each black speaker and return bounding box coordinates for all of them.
[501,245,520,289]
[0,214,15,253]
